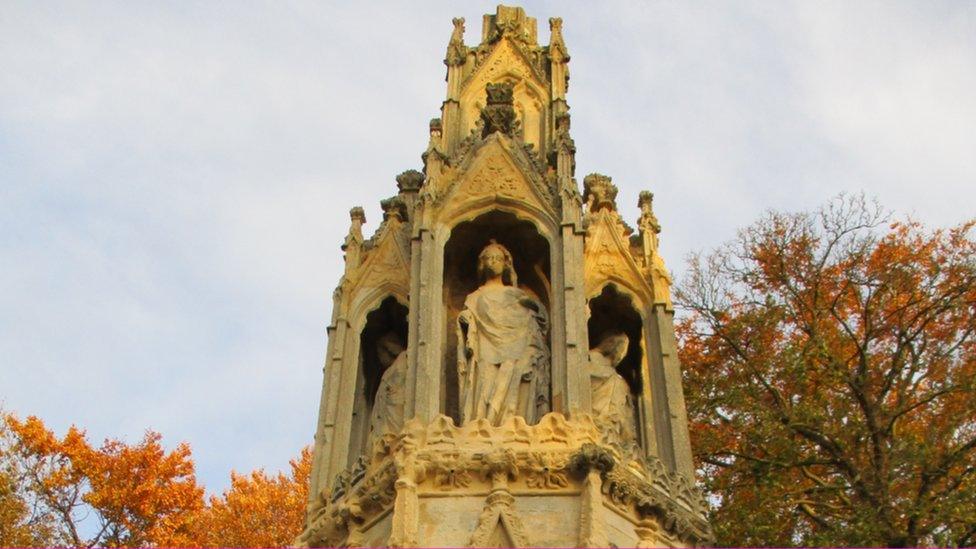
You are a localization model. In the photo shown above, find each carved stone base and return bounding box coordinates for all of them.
[296,413,711,547]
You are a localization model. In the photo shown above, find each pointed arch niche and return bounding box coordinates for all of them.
[442,209,552,423]
[347,295,408,468]
[587,283,645,449]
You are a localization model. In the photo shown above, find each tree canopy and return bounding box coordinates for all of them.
[0,413,310,548]
[678,195,976,547]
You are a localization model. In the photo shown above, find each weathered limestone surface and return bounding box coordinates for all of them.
[299,5,712,547]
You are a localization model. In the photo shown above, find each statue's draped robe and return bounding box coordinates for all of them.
[368,352,407,445]
[458,284,548,425]
[588,349,637,448]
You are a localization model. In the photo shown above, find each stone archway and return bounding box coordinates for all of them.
[442,209,552,423]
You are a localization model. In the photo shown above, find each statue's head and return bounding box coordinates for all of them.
[376,332,405,368]
[477,240,517,286]
[596,333,629,366]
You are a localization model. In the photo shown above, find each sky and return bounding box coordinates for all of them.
[1,1,974,496]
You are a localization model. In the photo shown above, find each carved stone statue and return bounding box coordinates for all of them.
[446,17,467,66]
[367,333,407,446]
[458,240,549,426]
[588,333,637,449]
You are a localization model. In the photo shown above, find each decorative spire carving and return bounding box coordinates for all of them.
[483,5,537,46]
[480,82,519,137]
[548,17,569,63]
[380,195,408,223]
[637,191,660,252]
[551,112,575,174]
[445,17,467,66]
[396,170,425,193]
[341,207,366,269]
[583,173,618,213]
[422,118,448,176]
[636,189,673,307]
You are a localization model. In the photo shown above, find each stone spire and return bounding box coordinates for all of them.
[300,6,710,548]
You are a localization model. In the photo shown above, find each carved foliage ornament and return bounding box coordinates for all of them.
[481,82,519,137]
[298,414,712,547]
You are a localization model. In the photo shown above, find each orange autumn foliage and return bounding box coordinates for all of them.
[2,413,204,548]
[2,413,314,548]
[193,446,312,548]
[677,195,976,547]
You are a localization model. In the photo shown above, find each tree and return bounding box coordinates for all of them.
[2,413,204,547]
[193,446,312,547]
[677,195,976,547]
[0,414,57,547]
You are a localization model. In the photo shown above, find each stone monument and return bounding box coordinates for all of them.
[297,5,712,547]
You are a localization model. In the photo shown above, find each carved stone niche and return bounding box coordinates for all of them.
[587,284,644,452]
[442,210,552,425]
[346,296,408,468]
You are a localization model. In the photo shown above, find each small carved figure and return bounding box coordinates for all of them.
[637,190,661,251]
[588,333,637,448]
[367,333,407,445]
[458,240,549,426]
[548,17,569,62]
[446,17,466,66]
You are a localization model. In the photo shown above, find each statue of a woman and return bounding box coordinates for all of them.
[458,240,549,426]
[367,333,407,447]
[588,333,638,449]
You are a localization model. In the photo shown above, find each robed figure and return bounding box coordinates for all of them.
[588,333,639,452]
[367,333,407,448]
[458,241,550,426]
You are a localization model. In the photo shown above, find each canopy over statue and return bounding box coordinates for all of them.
[458,240,550,426]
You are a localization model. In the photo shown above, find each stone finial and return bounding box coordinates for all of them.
[342,207,366,259]
[583,173,618,212]
[380,196,408,222]
[423,119,448,175]
[349,206,366,225]
[548,17,569,62]
[445,17,467,66]
[638,189,661,255]
[483,5,537,45]
[480,82,518,137]
[396,170,424,193]
[637,191,660,234]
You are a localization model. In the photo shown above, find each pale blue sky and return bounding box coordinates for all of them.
[2,1,974,496]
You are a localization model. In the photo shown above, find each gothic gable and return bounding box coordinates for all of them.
[438,135,556,225]
[583,210,655,305]
[459,38,549,151]
[461,37,545,95]
[346,217,410,311]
